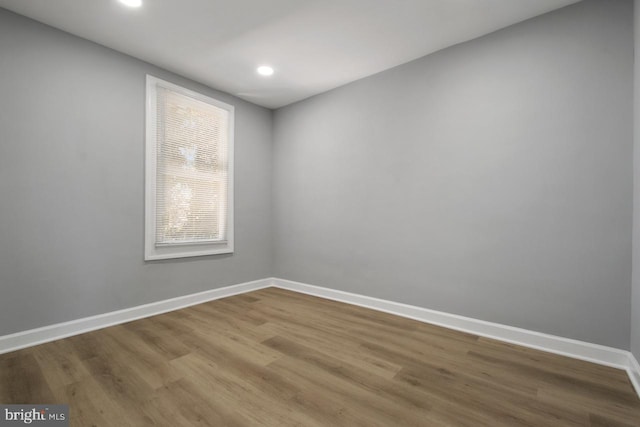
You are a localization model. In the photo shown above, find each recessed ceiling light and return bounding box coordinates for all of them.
[257,66,274,76]
[119,0,142,7]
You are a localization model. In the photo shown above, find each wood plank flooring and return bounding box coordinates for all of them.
[0,287,639,426]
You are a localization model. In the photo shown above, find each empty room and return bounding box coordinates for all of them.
[1,0,639,425]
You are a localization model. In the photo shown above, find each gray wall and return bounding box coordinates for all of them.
[633,0,640,359]
[0,9,273,336]
[0,1,635,351]
[273,0,634,349]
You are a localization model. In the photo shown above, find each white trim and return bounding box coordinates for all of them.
[270,277,640,397]
[0,278,270,355]
[144,74,235,261]
[1,275,638,398]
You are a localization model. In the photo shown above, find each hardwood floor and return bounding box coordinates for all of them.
[0,287,639,426]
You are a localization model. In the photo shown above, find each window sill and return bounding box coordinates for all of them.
[144,242,233,261]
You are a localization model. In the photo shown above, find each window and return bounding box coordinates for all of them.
[145,75,234,260]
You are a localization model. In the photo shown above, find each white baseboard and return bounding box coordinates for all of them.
[0,278,271,355]
[1,275,638,399]
[270,277,640,397]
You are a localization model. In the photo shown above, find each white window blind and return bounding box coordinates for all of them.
[145,76,234,260]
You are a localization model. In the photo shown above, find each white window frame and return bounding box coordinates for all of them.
[145,75,234,260]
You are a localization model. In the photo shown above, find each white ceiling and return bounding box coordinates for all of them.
[0,0,581,109]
